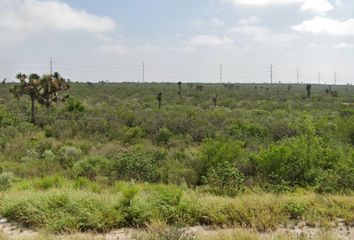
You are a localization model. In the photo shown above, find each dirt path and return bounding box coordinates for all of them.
[1,218,353,240]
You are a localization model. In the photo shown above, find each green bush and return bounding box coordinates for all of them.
[198,137,245,183]
[57,146,83,169]
[156,128,173,145]
[255,135,353,190]
[0,171,14,191]
[73,156,110,180]
[123,126,144,144]
[202,161,245,197]
[34,175,66,190]
[65,97,85,112]
[283,202,307,219]
[112,149,162,182]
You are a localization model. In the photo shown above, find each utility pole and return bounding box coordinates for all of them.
[142,62,145,83]
[296,68,299,84]
[270,64,273,84]
[318,72,321,84]
[220,64,223,83]
[50,57,53,75]
[333,71,337,85]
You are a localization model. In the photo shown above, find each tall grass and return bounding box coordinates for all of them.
[0,181,353,233]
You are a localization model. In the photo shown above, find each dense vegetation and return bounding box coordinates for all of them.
[0,80,353,234]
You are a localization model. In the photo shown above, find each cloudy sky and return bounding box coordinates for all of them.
[0,0,354,84]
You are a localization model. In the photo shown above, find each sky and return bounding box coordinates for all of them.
[0,0,354,84]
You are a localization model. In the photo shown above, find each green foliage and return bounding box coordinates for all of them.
[57,146,83,169]
[72,156,110,180]
[156,128,173,145]
[202,161,245,197]
[199,137,244,172]
[0,107,13,127]
[255,135,354,190]
[123,126,144,144]
[65,96,85,112]
[34,175,66,190]
[111,149,163,182]
[1,82,354,198]
[10,72,70,124]
[0,171,14,191]
[1,183,353,233]
[283,202,307,219]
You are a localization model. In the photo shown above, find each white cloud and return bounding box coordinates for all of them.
[238,17,260,26]
[230,25,298,46]
[135,44,162,53]
[187,35,234,46]
[293,17,354,35]
[98,43,164,55]
[222,0,333,15]
[191,17,224,27]
[334,42,354,49]
[98,44,129,55]
[0,0,117,44]
[167,46,195,53]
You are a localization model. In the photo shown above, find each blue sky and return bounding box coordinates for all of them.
[0,0,354,84]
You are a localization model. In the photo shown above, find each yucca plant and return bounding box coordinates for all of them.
[10,72,70,124]
[306,84,312,99]
[212,94,218,107]
[157,92,162,109]
[178,81,182,99]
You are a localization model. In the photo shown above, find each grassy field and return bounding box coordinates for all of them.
[0,179,353,233]
[0,81,353,237]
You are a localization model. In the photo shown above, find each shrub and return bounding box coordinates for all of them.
[283,202,307,219]
[198,136,245,184]
[255,135,352,190]
[57,146,83,169]
[202,161,245,197]
[65,97,85,112]
[34,175,66,190]
[156,128,173,145]
[123,126,144,144]
[73,156,110,180]
[111,150,162,182]
[0,171,14,191]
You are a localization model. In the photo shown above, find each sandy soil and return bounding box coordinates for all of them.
[1,218,353,240]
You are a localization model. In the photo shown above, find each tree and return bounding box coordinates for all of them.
[10,72,70,124]
[287,85,292,93]
[212,94,218,107]
[37,72,70,109]
[178,81,182,99]
[157,92,162,109]
[306,84,312,99]
[10,73,40,124]
[1,78,6,85]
